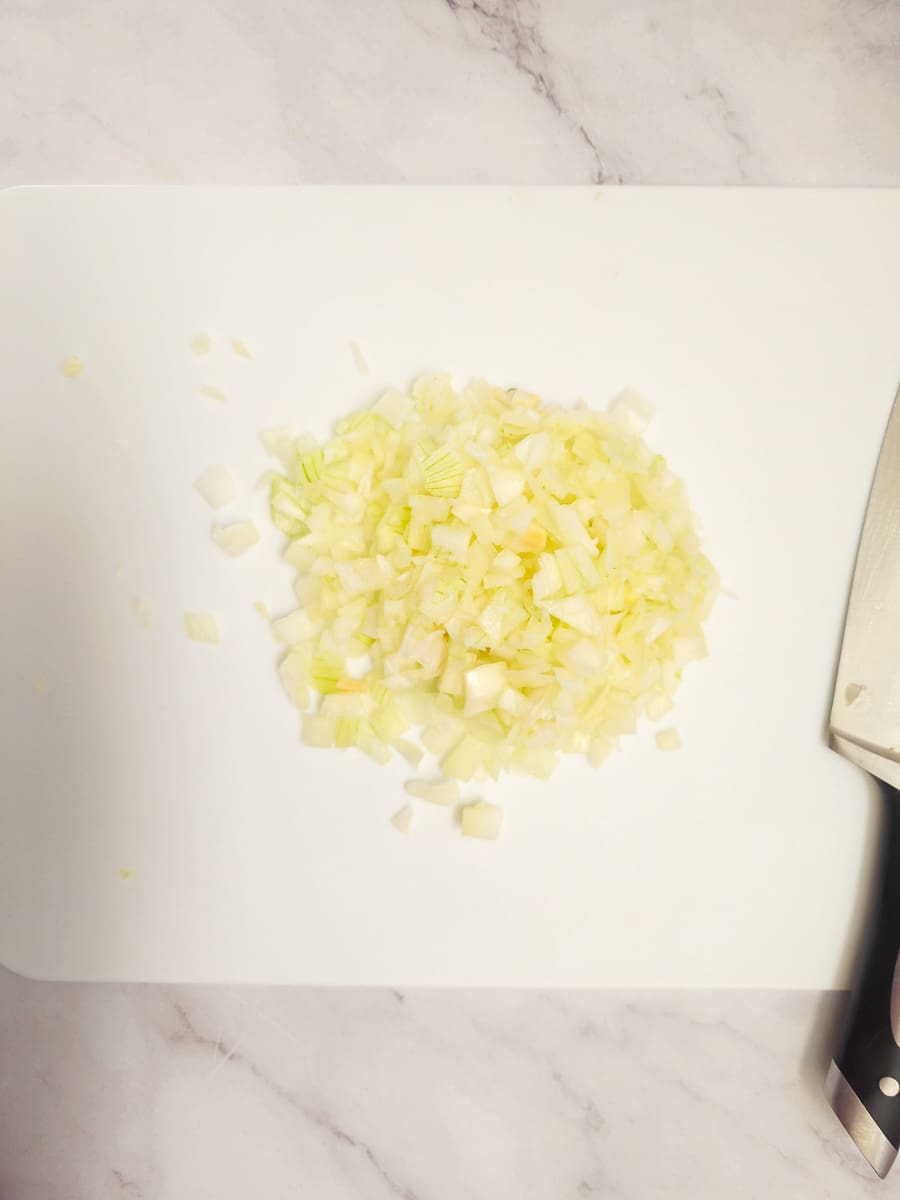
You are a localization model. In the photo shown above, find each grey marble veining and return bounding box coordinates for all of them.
[1,0,899,1196]
[0,976,888,1199]
[0,0,898,187]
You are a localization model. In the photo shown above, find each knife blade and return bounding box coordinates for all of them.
[827,378,900,1178]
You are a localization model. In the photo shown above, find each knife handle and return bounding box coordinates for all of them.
[829,780,900,1176]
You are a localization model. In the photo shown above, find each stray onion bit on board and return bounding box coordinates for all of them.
[655,728,681,751]
[200,385,226,402]
[194,463,237,510]
[61,356,83,378]
[191,333,212,355]
[394,739,424,768]
[184,612,220,644]
[461,801,503,840]
[133,597,154,629]
[350,340,369,377]
[391,805,413,833]
[263,375,716,785]
[212,521,260,558]
[404,779,460,806]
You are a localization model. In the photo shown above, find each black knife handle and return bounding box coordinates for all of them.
[830,780,900,1175]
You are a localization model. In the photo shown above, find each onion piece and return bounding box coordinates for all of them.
[212,521,260,558]
[194,464,236,510]
[404,779,460,806]
[272,608,320,645]
[391,805,413,833]
[279,652,309,708]
[461,801,503,840]
[655,728,681,751]
[464,663,507,717]
[302,713,334,747]
[184,612,220,643]
[133,597,153,628]
[394,739,424,768]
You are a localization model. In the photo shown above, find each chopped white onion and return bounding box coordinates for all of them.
[133,597,153,628]
[194,464,237,510]
[350,340,369,377]
[655,728,681,751]
[212,521,260,558]
[391,805,413,833]
[279,652,309,708]
[262,375,716,782]
[394,739,424,768]
[273,608,319,644]
[184,612,220,643]
[608,387,654,432]
[461,801,503,840]
[404,779,460,806]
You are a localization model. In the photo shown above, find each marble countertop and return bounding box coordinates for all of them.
[1,1,899,1196]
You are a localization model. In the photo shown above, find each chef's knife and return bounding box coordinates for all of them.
[827,378,900,1177]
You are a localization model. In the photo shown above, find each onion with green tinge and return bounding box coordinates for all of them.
[263,375,716,783]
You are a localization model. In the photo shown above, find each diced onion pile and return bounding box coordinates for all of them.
[264,375,716,782]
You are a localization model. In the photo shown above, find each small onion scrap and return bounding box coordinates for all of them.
[184,612,220,644]
[461,800,503,841]
[212,521,260,558]
[194,463,237,511]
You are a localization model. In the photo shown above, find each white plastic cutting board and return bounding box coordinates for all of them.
[1,186,899,986]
